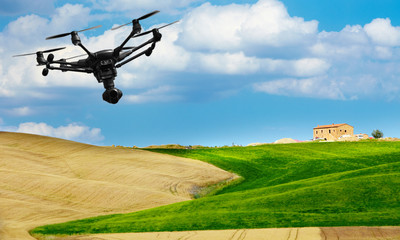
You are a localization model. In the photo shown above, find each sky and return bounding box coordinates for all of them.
[1,0,400,147]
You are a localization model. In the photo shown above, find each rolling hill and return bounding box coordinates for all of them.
[0,132,235,240]
[31,141,400,238]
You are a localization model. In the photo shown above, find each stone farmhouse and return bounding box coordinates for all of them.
[313,123,354,141]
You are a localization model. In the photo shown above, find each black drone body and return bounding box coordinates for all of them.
[14,11,178,104]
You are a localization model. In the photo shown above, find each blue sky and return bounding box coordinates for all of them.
[1,0,400,147]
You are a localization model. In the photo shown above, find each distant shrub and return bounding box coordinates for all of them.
[372,129,383,139]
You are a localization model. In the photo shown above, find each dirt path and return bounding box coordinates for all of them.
[0,132,235,240]
[52,227,400,240]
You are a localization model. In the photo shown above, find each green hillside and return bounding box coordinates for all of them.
[31,141,400,236]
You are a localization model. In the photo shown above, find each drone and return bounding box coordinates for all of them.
[13,11,178,104]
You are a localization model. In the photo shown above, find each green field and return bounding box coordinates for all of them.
[31,141,400,236]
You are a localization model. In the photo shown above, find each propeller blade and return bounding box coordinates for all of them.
[77,25,102,33]
[137,10,160,21]
[111,10,160,31]
[132,20,179,38]
[13,47,66,57]
[13,52,37,57]
[42,47,67,54]
[46,32,71,40]
[46,25,102,40]
[131,29,152,38]
[158,20,180,30]
[111,22,131,31]
[122,46,136,50]
[63,53,88,60]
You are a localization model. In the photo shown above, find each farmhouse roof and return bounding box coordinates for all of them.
[313,123,352,129]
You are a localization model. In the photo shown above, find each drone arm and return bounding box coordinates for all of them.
[47,65,93,73]
[116,39,157,68]
[117,38,155,61]
[115,32,134,54]
[78,43,94,58]
[116,30,161,67]
[114,21,144,57]
[49,60,85,67]
[116,49,147,68]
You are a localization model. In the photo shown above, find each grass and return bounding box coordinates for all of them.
[31,141,400,236]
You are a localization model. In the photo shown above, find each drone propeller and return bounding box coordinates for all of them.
[111,10,160,31]
[61,53,88,60]
[46,25,102,40]
[12,47,66,57]
[132,20,179,38]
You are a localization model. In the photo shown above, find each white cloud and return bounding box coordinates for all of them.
[240,0,318,47]
[1,122,104,143]
[178,0,318,52]
[311,25,370,59]
[125,85,183,104]
[48,4,92,32]
[290,58,331,77]
[3,4,94,51]
[253,77,345,100]
[90,0,199,14]
[364,18,400,46]
[7,107,34,116]
[178,3,247,51]
[0,4,105,99]
[0,0,55,16]
[0,1,327,104]
[2,0,400,105]
[196,52,260,75]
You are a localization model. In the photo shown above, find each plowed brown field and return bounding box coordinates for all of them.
[52,227,400,240]
[0,132,235,240]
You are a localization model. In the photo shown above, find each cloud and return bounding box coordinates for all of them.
[0,0,55,16]
[0,4,105,100]
[90,0,200,14]
[125,85,183,104]
[178,0,318,52]
[0,122,104,144]
[3,4,95,51]
[196,52,260,75]
[2,0,400,105]
[1,1,325,104]
[6,106,34,116]
[240,0,318,48]
[364,18,400,47]
[253,77,345,100]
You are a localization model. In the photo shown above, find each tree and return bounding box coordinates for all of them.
[372,129,383,139]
